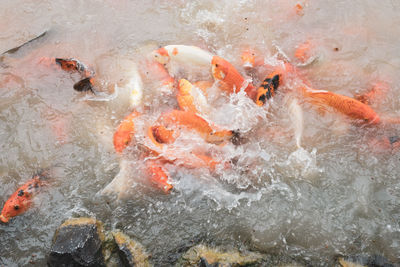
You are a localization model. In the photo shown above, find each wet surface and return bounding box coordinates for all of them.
[1,0,400,266]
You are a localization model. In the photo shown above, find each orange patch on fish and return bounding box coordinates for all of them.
[157,47,169,57]
[113,111,140,154]
[241,49,256,68]
[177,79,198,113]
[145,160,172,193]
[211,56,257,100]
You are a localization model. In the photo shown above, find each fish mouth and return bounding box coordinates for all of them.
[0,214,9,223]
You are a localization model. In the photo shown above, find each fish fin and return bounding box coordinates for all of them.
[73,77,95,93]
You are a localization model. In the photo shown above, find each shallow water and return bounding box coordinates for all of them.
[1,0,400,266]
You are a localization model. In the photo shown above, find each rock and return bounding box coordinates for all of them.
[338,255,395,267]
[111,230,151,267]
[48,217,106,267]
[177,244,265,266]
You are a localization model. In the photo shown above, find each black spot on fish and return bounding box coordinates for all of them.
[34,182,39,189]
[18,190,24,197]
[271,74,280,90]
[258,94,266,104]
[266,88,272,100]
[14,205,19,210]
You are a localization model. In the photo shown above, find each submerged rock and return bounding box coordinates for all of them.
[47,217,106,267]
[338,254,396,267]
[111,230,151,267]
[177,244,265,266]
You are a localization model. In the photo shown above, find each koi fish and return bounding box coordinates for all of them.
[145,160,173,193]
[40,57,96,92]
[153,109,234,144]
[241,49,256,69]
[113,111,141,154]
[300,86,381,125]
[0,171,47,223]
[54,58,93,77]
[211,56,257,100]
[177,79,210,115]
[255,70,282,106]
[151,45,213,67]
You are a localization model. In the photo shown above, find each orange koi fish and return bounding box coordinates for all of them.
[301,86,381,125]
[0,171,47,223]
[55,58,95,92]
[40,57,95,92]
[177,79,210,114]
[241,49,256,69]
[255,70,282,106]
[54,58,93,77]
[211,56,257,100]
[153,109,234,144]
[145,160,173,193]
[113,111,141,154]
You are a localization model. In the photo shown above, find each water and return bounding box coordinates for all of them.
[1,0,400,266]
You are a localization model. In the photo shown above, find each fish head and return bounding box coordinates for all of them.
[151,47,170,65]
[211,56,229,81]
[0,190,31,223]
[178,79,193,95]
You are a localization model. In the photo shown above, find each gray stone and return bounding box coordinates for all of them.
[48,217,106,267]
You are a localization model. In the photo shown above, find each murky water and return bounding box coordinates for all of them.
[1,0,400,266]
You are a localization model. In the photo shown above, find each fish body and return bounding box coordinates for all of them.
[256,70,282,106]
[211,56,256,99]
[301,86,380,124]
[152,45,213,66]
[113,111,141,154]
[145,160,172,193]
[0,173,46,223]
[154,109,233,144]
[241,49,256,69]
[177,79,210,115]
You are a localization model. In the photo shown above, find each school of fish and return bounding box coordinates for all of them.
[2,41,400,223]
